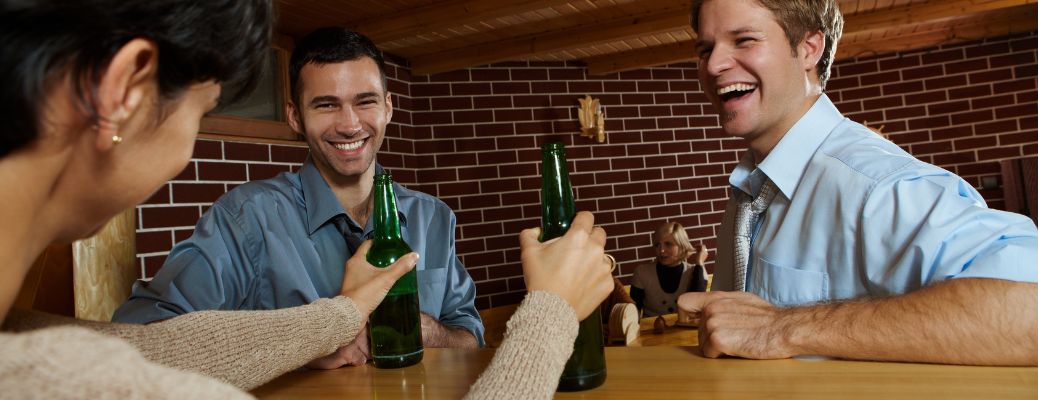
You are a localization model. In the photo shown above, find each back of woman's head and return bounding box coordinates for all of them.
[0,0,274,158]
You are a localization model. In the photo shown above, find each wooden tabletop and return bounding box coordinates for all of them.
[252,346,1038,399]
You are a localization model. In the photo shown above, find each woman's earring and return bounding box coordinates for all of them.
[111,135,123,145]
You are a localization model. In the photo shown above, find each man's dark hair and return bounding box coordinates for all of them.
[0,0,273,158]
[289,27,388,105]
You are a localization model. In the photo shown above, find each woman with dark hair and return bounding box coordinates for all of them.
[0,2,613,398]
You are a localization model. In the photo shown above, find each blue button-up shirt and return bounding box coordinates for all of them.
[114,159,484,345]
[713,95,1038,306]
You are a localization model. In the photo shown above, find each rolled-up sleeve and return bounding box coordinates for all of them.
[439,253,484,346]
[112,203,256,324]
[860,167,1038,293]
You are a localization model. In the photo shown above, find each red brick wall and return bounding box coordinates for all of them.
[135,31,1038,310]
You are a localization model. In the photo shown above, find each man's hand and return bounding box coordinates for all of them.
[305,326,371,369]
[340,240,418,317]
[677,291,796,360]
[519,211,614,320]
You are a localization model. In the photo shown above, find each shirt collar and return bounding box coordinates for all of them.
[301,159,406,235]
[730,94,843,199]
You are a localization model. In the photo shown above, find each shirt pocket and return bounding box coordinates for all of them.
[417,267,448,316]
[753,257,829,307]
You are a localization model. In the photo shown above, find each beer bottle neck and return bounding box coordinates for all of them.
[540,147,575,241]
[372,177,404,241]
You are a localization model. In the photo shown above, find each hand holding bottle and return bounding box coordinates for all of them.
[519,211,614,320]
[339,239,419,317]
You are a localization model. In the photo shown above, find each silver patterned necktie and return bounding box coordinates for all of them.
[733,179,779,292]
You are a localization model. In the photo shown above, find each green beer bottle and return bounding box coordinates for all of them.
[367,173,424,369]
[539,142,607,391]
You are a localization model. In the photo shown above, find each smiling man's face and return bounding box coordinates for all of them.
[288,57,392,182]
[695,0,818,157]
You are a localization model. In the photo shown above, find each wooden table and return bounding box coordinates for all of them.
[629,313,698,347]
[252,346,1038,399]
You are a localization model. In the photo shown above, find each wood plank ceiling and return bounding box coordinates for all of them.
[275,0,1038,76]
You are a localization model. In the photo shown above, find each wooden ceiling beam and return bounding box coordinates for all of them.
[584,0,1038,75]
[409,8,691,75]
[353,0,577,43]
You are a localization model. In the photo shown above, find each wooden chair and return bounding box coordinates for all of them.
[477,303,519,348]
[14,209,138,322]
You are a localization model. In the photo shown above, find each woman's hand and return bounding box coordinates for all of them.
[519,211,614,319]
[339,240,418,317]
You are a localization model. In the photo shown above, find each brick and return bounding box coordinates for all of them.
[510,69,548,81]
[911,140,953,155]
[954,136,997,151]
[996,103,1038,119]
[436,153,476,168]
[431,97,473,110]
[975,120,1018,135]
[927,100,970,115]
[994,78,1037,94]
[864,96,903,110]
[945,59,989,75]
[143,184,170,205]
[933,151,976,166]
[1014,64,1038,78]
[991,52,1036,68]
[860,71,901,86]
[494,109,532,122]
[196,161,246,182]
[471,69,510,82]
[411,83,451,97]
[902,65,943,81]
[224,142,269,162]
[881,80,924,96]
[492,82,531,94]
[143,255,168,278]
[1000,131,1038,146]
[970,69,1013,84]
[931,126,974,140]
[905,91,947,105]
[885,105,925,120]
[248,163,291,181]
[193,140,223,159]
[1010,36,1038,51]
[171,182,226,204]
[452,82,492,96]
[270,145,308,163]
[973,94,1016,110]
[476,150,518,166]
[951,110,993,125]
[925,75,967,91]
[839,60,878,76]
[965,42,1010,58]
[137,231,173,254]
[908,115,950,130]
[412,111,453,125]
[1023,116,1038,130]
[922,48,964,64]
[430,125,474,139]
[842,86,882,101]
[978,146,1021,160]
[567,81,603,93]
[428,69,470,83]
[453,110,494,124]
[140,205,200,229]
[948,85,992,100]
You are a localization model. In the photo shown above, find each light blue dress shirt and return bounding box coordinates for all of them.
[113,158,485,345]
[713,95,1038,306]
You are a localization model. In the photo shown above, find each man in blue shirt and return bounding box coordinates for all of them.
[114,28,483,367]
[679,0,1038,365]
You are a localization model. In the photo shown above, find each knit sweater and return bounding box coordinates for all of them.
[0,291,578,399]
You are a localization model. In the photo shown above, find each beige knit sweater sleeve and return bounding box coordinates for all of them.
[3,296,363,391]
[465,291,580,400]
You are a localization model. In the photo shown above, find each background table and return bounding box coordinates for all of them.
[252,346,1038,399]
[629,313,698,347]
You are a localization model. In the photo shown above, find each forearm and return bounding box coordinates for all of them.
[421,313,478,348]
[97,296,364,390]
[782,278,1038,365]
[465,291,578,400]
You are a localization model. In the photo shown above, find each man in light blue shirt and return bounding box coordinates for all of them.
[114,27,483,367]
[680,0,1038,365]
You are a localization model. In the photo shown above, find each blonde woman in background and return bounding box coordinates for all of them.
[630,222,708,317]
